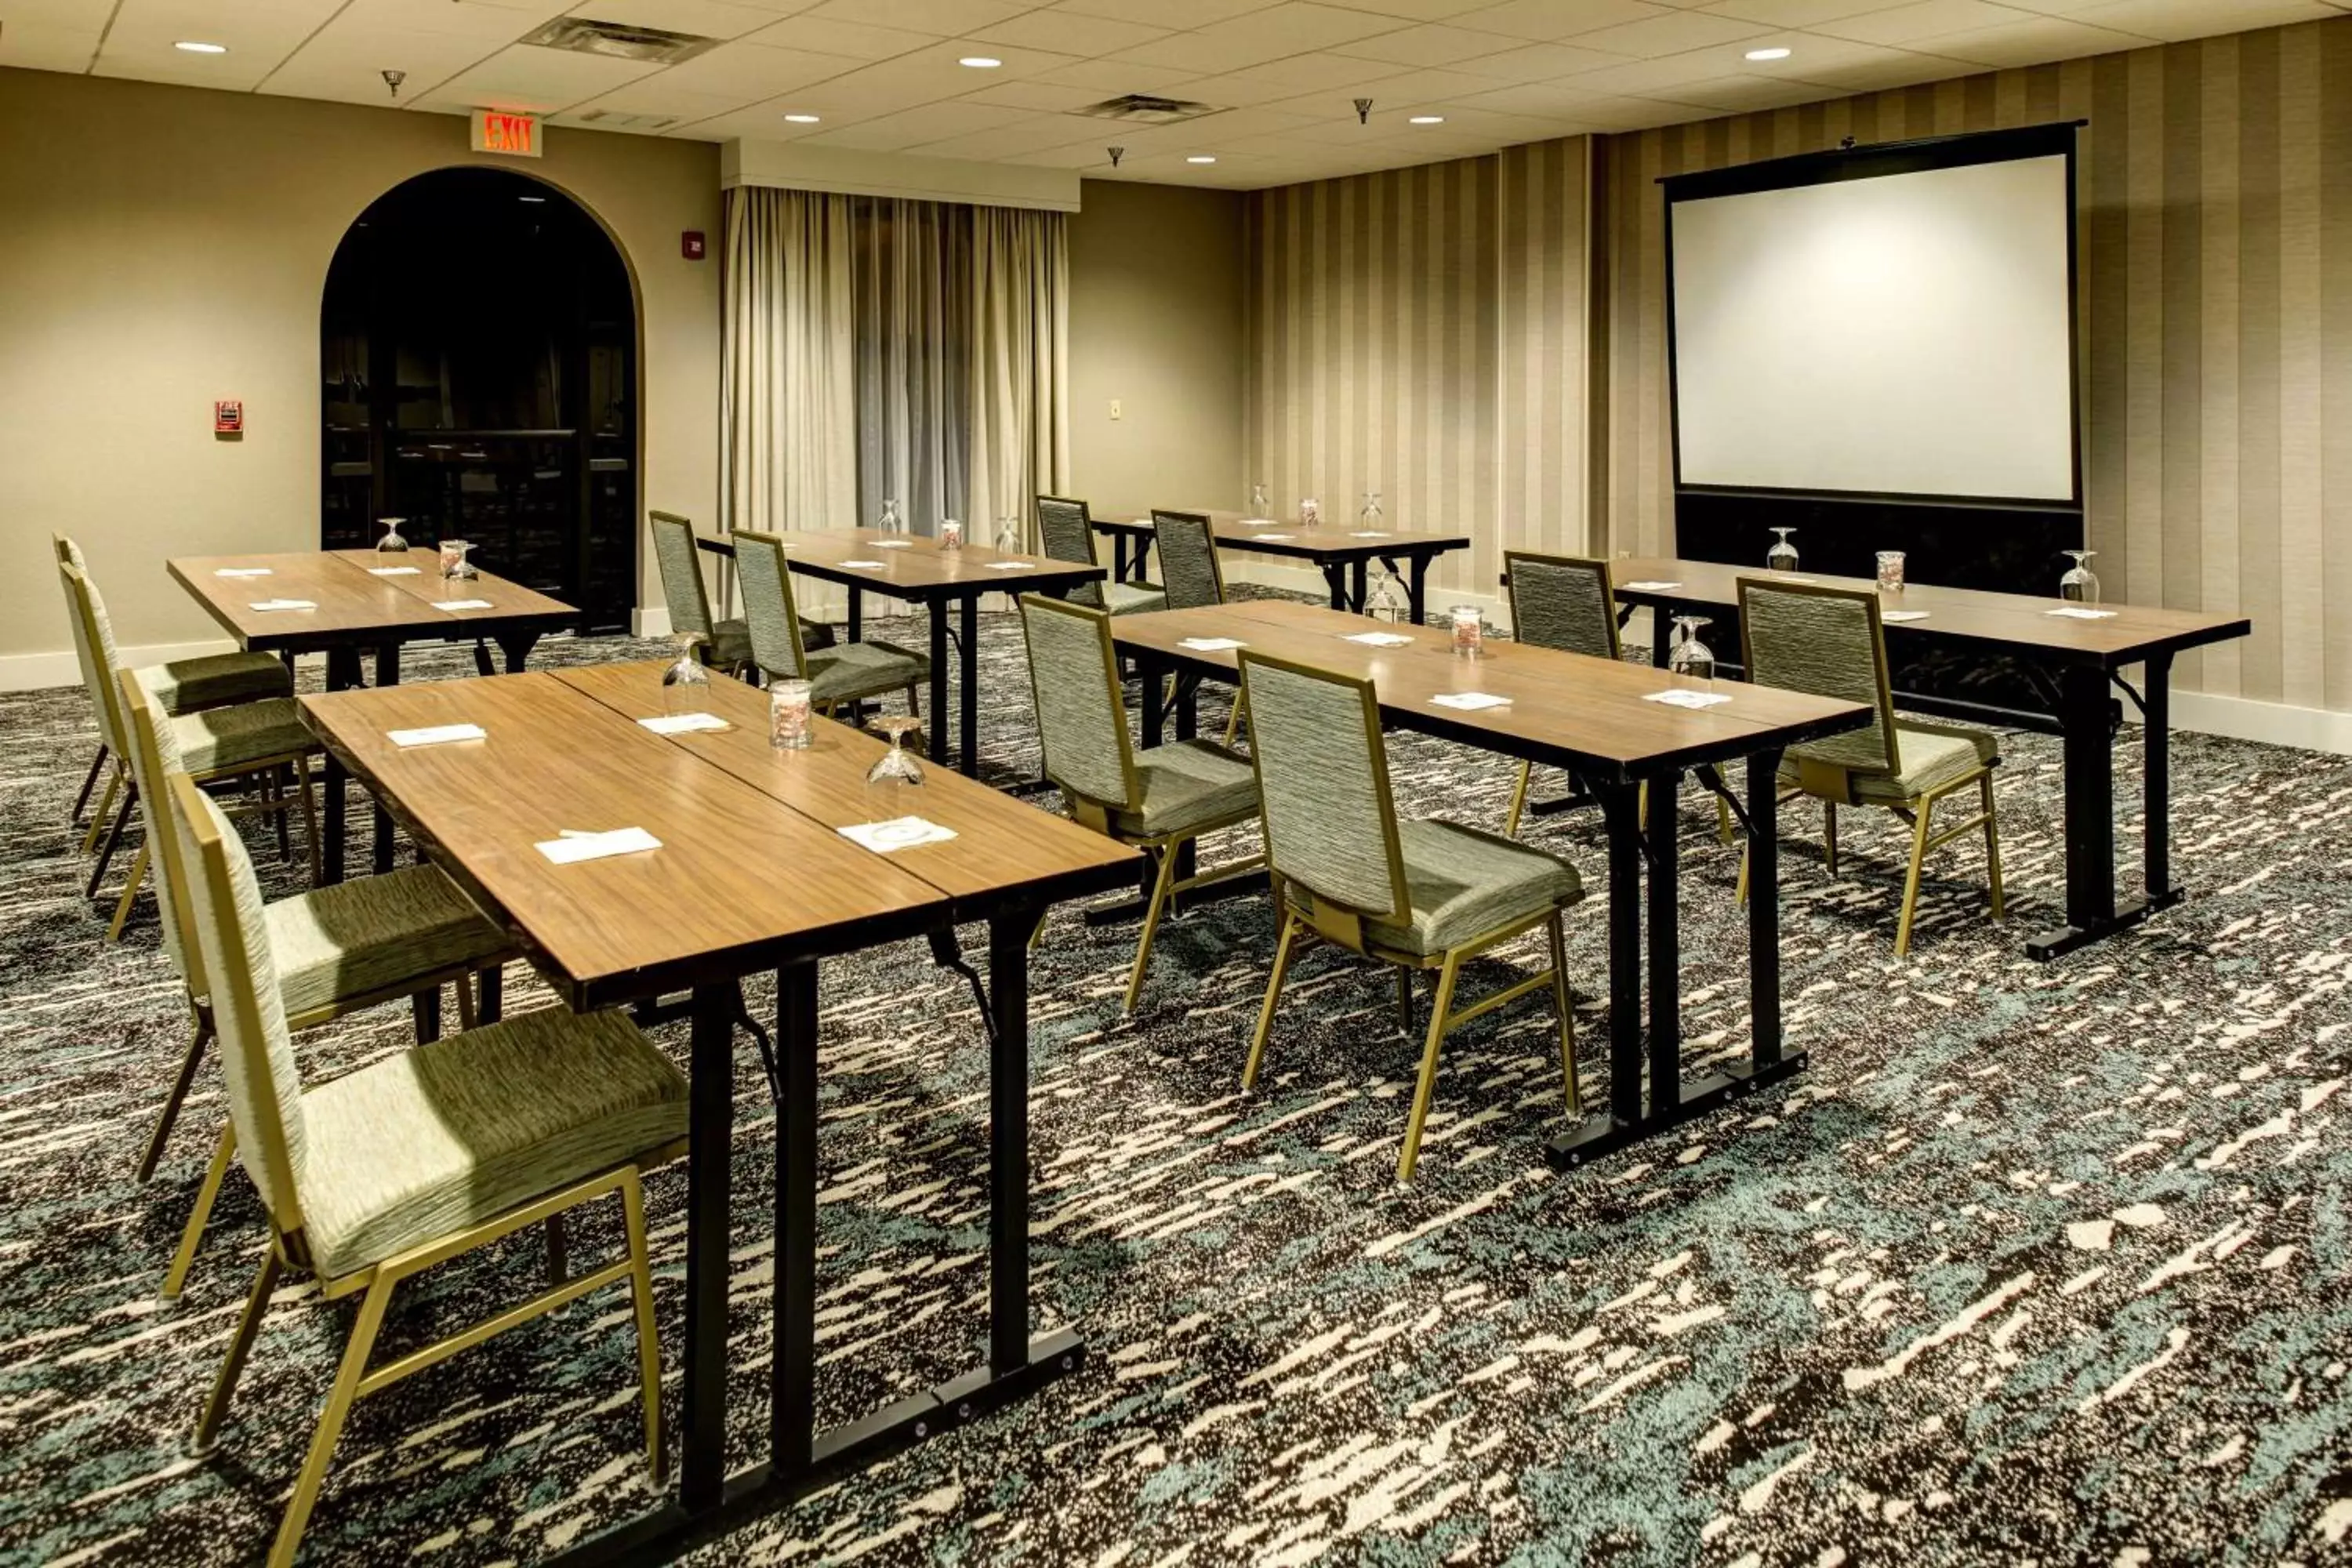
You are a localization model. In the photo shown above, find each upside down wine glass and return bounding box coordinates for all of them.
[1359,490,1384,530]
[1249,481,1270,520]
[662,634,709,715]
[2059,550,2102,605]
[880,498,905,535]
[1364,561,1405,623]
[1667,615,1716,688]
[376,517,410,552]
[1766,528,1799,574]
[866,714,926,786]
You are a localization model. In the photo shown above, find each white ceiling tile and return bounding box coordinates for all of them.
[802,97,1033,148]
[1050,0,1264,24]
[0,20,101,72]
[2063,0,2348,40]
[1650,70,1838,107]
[565,0,789,38]
[260,29,506,103]
[967,9,1169,55]
[2,0,114,27]
[743,14,940,58]
[1452,0,1680,42]
[561,75,767,118]
[1338,0,1515,16]
[1442,38,1632,77]
[1566,7,1776,51]
[1920,14,2154,64]
[1175,53,1412,106]
[1777,42,1974,87]
[1812,0,2034,45]
[1181,2,1414,56]
[1695,0,1920,23]
[958,77,1108,109]
[644,39,862,95]
[1328,22,1534,63]
[330,0,572,43]
[908,111,1105,158]
[1031,56,1204,93]
[804,0,1033,32]
[413,41,665,111]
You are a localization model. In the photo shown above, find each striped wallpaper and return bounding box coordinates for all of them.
[1600,16,2352,706]
[1240,139,1588,602]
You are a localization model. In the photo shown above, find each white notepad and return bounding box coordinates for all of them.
[388,723,487,747]
[873,539,913,548]
[2047,606,2116,619]
[1253,534,1297,542]
[368,565,421,576]
[638,713,728,735]
[1344,631,1414,647]
[249,598,316,612]
[213,567,271,577]
[1882,609,1931,622]
[1644,689,1732,710]
[536,826,662,864]
[988,561,1035,570]
[1238,517,1276,527]
[1349,530,1391,538]
[1178,637,1247,652]
[1621,580,1680,592]
[838,816,956,852]
[437,598,494,612]
[1430,691,1511,711]
[841,560,884,569]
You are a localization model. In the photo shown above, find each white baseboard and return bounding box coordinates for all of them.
[2165,688,2352,755]
[632,608,672,641]
[0,638,250,694]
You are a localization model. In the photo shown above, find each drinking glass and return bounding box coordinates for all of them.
[1365,562,1405,623]
[1876,550,1905,593]
[865,714,926,786]
[2059,550,2101,604]
[662,635,708,714]
[376,517,409,553]
[939,518,964,550]
[1766,528,1799,573]
[996,516,1024,555]
[1300,497,1322,530]
[438,538,477,580]
[880,498,903,535]
[1667,615,1715,687]
[769,678,813,750]
[1359,490,1384,530]
[1451,603,1484,658]
[1249,482,1270,519]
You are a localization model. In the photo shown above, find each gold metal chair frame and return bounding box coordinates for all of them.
[1732,577,2007,957]
[1019,594,1265,1014]
[733,529,923,721]
[1234,649,1580,1184]
[1149,510,1251,748]
[172,771,676,1568]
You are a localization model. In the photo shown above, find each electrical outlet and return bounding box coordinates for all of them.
[1109,398,1123,421]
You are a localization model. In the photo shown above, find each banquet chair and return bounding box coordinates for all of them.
[1151,508,1246,744]
[62,561,320,935]
[1038,495,1164,615]
[1236,649,1584,1184]
[1021,593,1263,1013]
[120,675,517,1301]
[649,510,756,677]
[1734,577,2005,956]
[167,771,682,1568]
[1500,551,1620,837]
[53,535,292,833]
[735,530,928,718]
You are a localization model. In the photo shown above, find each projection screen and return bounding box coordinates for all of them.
[1668,152,2075,503]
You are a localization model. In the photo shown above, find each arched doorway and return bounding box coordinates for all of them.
[321,167,637,631]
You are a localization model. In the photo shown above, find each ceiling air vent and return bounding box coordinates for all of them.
[1073,94,1223,125]
[575,109,682,132]
[519,16,720,66]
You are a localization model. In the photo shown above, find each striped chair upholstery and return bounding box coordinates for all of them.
[1240,655,1404,920]
[1152,510,1225,611]
[649,510,752,671]
[1504,551,1619,659]
[55,536,289,724]
[1040,495,1165,615]
[735,531,928,711]
[1021,592,1136,811]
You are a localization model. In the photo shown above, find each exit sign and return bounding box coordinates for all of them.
[470,108,542,158]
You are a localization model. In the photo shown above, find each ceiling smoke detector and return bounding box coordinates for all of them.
[1074,93,1224,126]
[519,16,720,65]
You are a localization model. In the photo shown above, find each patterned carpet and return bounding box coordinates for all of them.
[2,603,2348,1568]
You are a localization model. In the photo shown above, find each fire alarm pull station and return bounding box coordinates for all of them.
[682,231,706,260]
[214,400,244,437]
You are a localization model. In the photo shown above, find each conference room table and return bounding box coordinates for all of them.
[1090,509,1470,625]
[1597,557,2252,960]
[297,659,1138,1566]
[167,547,575,880]
[1110,598,1871,1169]
[694,528,1102,779]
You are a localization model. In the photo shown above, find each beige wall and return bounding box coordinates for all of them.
[1066,178,1247,520]
[0,67,720,673]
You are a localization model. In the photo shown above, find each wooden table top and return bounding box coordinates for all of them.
[1095,508,1469,562]
[301,666,1135,1008]
[551,659,1138,915]
[169,549,575,652]
[1112,599,1868,780]
[1601,557,2250,668]
[695,527,1102,600]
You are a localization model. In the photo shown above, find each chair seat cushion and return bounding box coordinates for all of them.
[266,863,514,1022]
[1100,581,1168,616]
[298,1007,687,1279]
[808,639,929,707]
[1367,818,1584,956]
[1785,719,1997,805]
[1112,739,1260,839]
[136,651,292,714]
[705,619,753,669]
[171,698,318,776]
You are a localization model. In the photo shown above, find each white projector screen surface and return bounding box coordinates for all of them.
[1671,154,2074,502]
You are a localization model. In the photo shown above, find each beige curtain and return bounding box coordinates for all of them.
[853,198,971,536]
[967,206,1070,556]
[720,186,857,539]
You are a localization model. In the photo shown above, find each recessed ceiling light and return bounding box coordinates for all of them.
[1187,155,1216,164]
[173,40,228,53]
[1745,46,1792,61]
[1408,114,1445,125]
[958,56,1000,67]
[783,112,820,123]
[518,195,546,203]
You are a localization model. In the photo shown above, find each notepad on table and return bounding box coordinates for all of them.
[368,565,421,576]
[213,567,272,577]
[638,713,728,735]
[1349,530,1391,538]
[1643,689,1732,710]
[388,723,487,748]
[1254,534,1297,542]
[536,826,662,864]
[987,561,1035,570]
[249,598,316,612]
[838,816,957,853]
[1430,691,1511,711]
[873,539,913,549]
[841,560,884,569]
[1621,580,1680,592]
[436,598,494,612]
[1882,610,1931,622]
[1178,637,1247,652]
[2047,606,2116,620]
[1344,631,1413,647]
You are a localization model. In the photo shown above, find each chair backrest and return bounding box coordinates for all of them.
[1152,510,1224,611]
[1737,578,1899,776]
[118,673,203,989]
[1035,496,1097,568]
[1236,651,1408,924]
[58,560,129,754]
[169,771,310,1240]
[1505,550,1619,660]
[1018,594,1137,817]
[648,510,715,644]
[732,530,808,681]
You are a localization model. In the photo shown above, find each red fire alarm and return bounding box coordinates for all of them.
[681,230,706,261]
[214,399,244,437]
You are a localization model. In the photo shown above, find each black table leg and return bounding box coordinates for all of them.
[848,586,863,644]
[927,601,949,768]
[959,594,979,779]
[1723,747,1806,1097]
[2142,651,2177,904]
[320,648,365,884]
[1651,606,1673,670]
[1406,556,1429,626]
[497,633,541,673]
[1321,563,1349,612]
[478,964,502,1023]
[1645,769,1683,1113]
[681,980,739,1515]
[987,910,1033,1370]
[1547,779,1645,1168]
[372,644,400,876]
[2026,662,2127,960]
[1139,654,1167,750]
[1348,560,1367,613]
[772,960,818,1477]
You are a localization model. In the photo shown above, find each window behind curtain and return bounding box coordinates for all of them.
[850,197,973,536]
